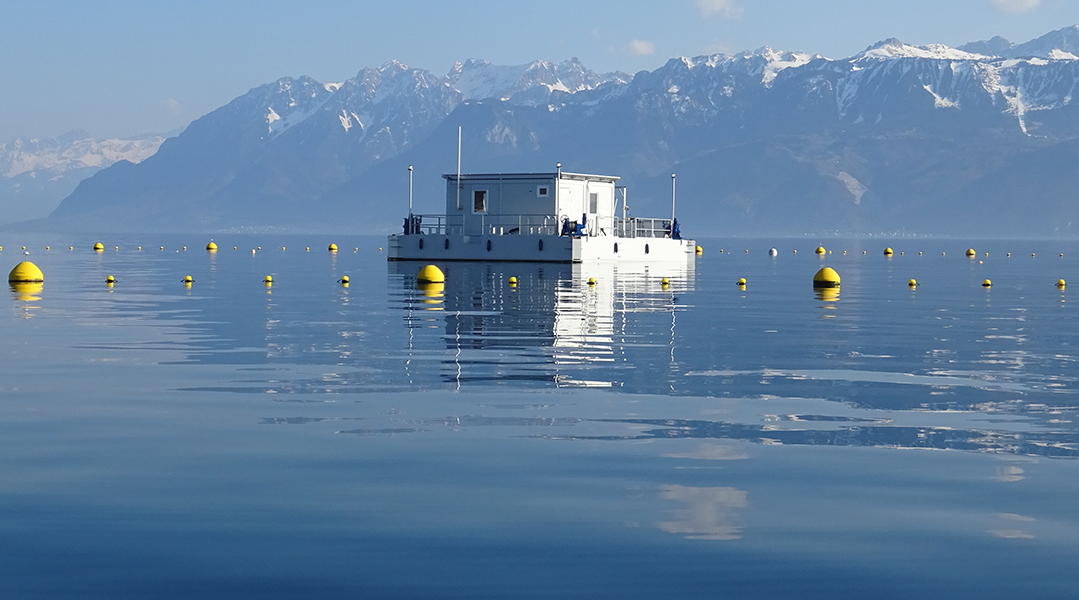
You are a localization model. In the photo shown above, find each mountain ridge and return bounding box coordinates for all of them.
[14,25,1079,236]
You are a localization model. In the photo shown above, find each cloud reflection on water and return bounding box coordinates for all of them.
[657,484,748,541]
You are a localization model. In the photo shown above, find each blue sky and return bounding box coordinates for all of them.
[2,0,1077,141]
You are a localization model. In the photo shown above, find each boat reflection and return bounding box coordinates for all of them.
[391,261,694,388]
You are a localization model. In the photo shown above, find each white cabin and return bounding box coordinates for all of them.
[388,170,695,263]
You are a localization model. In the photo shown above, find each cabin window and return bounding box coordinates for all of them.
[589,193,598,214]
[473,190,487,213]
[419,238,424,250]
[645,244,649,254]
[537,186,549,197]
[538,239,544,251]
[614,243,618,253]
[487,239,492,251]
[444,238,450,250]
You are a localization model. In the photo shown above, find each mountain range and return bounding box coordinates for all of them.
[14,26,1079,236]
[0,130,162,225]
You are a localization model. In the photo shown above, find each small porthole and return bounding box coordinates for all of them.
[444,238,450,250]
[487,239,492,251]
[419,238,424,250]
[614,243,618,253]
[538,239,544,251]
[645,244,649,254]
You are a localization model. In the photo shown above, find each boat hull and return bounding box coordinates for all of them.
[387,234,695,263]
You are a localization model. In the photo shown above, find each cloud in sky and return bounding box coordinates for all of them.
[988,0,1041,13]
[696,0,744,19]
[626,39,656,56]
[163,98,182,115]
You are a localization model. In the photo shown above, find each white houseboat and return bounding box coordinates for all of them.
[387,166,696,263]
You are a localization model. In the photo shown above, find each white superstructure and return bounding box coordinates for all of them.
[387,169,695,263]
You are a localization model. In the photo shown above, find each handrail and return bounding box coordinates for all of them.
[402,213,677,239]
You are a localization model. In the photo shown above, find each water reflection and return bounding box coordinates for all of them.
[391,261,693,388]
[657,484,748,541]
[10,282,42,318]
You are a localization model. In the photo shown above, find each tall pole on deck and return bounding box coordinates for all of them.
[456,126,462,211]
[408,165,413,214]
[670,173,676,228]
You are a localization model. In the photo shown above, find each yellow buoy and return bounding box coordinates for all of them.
[984,252,988,257]
[137,246,142,251]
[884,247,893,256]
[982,279,992,288]
[909,279,917,288]
[661,277,669,285]
[793,250,797,254]
[966,248,976,257]
[161,247,165,251]
[862,251,866,255]
[282,247,286,251]
[45,246,50,251]
[206,241,218,251]
[900,252,904,256]
[942,252,946,256]
[737,278,746,286]
[1032,253,1036,257]
[306,247,310,252]
[257,246,261,250]
[918,252,922,256]
[94,242,104,251]
[813,267,841,289]
[183,275,193,283]
[695,245,703,254]
[264,275,273,284]
[842,250,847,255]
[417,264,445,283]
[1061,253,1065,258]
[328,243,338,252]
[815,246,826,255]
[339,275,350,285]
[354,248,358,252]
[745,249,749,253]
[8,261,43,282]
[1007,253,1011,257]
[106,275,115,283]
[509,276,518,286]
[182,246,187,251]
[1057,279,1066,289]
[69,247,73,251]
[587,277,596,286]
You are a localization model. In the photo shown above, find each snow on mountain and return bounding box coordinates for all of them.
[855,38,990,62]
[445,58,629,105]
[960,26,1079,60]
[0,130,164,178]
[1011,25,1079,59]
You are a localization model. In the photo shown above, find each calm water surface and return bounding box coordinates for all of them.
[2,235,1078,599]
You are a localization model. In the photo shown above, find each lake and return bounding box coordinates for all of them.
[2,234,1077,599]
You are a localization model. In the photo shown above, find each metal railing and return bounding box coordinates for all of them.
[404,214,561,236]
[403,213,675,239]
[615,217,674,239]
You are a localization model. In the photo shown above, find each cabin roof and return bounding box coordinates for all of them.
[442,172,620,184]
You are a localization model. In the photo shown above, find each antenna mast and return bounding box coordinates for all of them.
[456,126,462,211]
[670,173,676,227]
[408,165,413,214]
